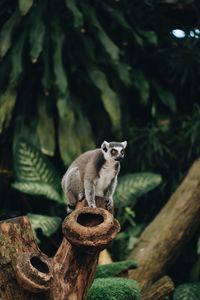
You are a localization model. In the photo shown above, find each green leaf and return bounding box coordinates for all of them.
[29,4,45,62]
[14,138,61,193]
[12,182,63,203]
[114,63,132,87]
[37,97,55,156]
[0,11,21,58]
[10,29,27,86]
[0,86,17,133]
[82,4,119,60]
[96,260,138,279]
[51,20,68,97]
[173,282,200,300]
[89,69,121,134]
[153,82,177,113]
[19,0,34,15]
[114,173,162,207]
[101,4,132,31]
[138,30,158,46]
[27,213,61,243]
[41,42,52,94]
[88,277,140,300]
[197,237,200,255]
[133,70,150,104]
[65,0,84,28]
[58,98,95,166]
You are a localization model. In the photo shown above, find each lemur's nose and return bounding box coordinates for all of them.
[115,155,123,161]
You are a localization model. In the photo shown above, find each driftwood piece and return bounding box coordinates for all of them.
[0,201,120,300]
[129,157,200,291]
[141,276,174,300]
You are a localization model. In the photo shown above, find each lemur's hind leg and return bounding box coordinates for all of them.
[66,191,78,214]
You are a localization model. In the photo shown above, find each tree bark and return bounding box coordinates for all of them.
[0,203,120,300]
[129,157,200,291]
[141,276,174,300]
[0,216,49,300]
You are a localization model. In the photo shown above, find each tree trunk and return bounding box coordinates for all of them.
[129,157,200,291]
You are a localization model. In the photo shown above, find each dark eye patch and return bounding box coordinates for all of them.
[121,149,124,155]
[111,149,118,155]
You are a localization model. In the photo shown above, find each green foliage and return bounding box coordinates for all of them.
[12,182,62,203]
[114,173,162,208]
[173,282,200,300]
[0,86,17,132]
[27,213,61,243]
[89,69,121,135]
[96,260,138,279]
[88,277,140,300]
[12,138,66,204]
[0,11,20,58]
[19,0,33,15]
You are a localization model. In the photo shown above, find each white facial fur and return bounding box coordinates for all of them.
[101,141,127,162]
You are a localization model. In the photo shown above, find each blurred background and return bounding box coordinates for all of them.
[1,0,200,298]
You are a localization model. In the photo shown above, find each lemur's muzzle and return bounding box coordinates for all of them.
[115,155,123,161]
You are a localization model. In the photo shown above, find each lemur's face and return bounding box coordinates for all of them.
[101,141,127,162]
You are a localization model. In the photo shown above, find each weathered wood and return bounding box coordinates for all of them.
[129,157,200,290]
[0,200,120,300]
[51,207,120,300]
[141,276,174,300]
[0,216,49,300]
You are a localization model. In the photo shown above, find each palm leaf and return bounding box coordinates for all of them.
[114,172,162,207]
[27,213,62,243]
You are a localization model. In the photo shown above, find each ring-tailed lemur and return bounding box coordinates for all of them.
[62,141,127,214]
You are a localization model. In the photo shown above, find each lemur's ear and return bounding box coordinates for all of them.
[122,141,127,148]
[101,141,109,152]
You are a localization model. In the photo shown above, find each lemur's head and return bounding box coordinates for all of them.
[101,141,127,162]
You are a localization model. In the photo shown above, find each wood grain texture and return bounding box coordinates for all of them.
[129,157,200,290]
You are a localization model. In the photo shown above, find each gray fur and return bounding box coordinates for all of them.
[62,141,127,213]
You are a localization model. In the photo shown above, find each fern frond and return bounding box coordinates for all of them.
[27,213,62,243]
[114,172,162,207]
[12,182,64,204]
[14,138,61,192]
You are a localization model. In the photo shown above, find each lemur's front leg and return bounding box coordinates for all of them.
[105,177,117,211]
[84,178,96,208]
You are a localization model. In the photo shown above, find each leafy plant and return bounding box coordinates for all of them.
[27,213,61,243]
[114,172,162,208]
[12,138,66,204]
[173,282,200,300]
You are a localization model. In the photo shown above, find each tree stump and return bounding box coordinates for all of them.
[0,202,120,300]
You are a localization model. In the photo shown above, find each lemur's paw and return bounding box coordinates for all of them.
[106,199,113,211]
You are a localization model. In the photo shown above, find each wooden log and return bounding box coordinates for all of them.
[129,157,200,290]
[141,276,174,300]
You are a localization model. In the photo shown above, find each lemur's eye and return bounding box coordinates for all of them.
[111,149,117,155]
[121,150,124,155]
